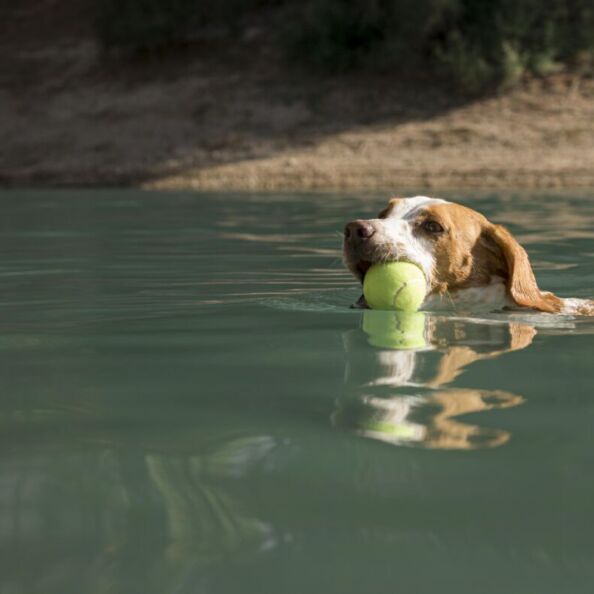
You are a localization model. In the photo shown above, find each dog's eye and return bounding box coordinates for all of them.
[422,220,445,234]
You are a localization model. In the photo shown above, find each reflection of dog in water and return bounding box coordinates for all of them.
[334,312,531,450]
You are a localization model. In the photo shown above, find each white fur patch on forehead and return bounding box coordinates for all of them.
[389,196,448,220]
[370,196,449,283]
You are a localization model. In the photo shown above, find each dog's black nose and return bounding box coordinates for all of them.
[344,220,375,241]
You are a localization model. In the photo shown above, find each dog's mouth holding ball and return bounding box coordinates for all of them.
[342,220,430,310]
[347,256,428,311]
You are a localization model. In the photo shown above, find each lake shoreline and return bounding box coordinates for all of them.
[2,4,594,192]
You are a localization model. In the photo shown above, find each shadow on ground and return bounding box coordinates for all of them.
[1,0,593,190]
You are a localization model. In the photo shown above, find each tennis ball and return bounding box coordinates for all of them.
[362,310,427,350]
[363,262,426,311]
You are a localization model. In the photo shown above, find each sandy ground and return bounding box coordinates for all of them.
[1,1,594,191]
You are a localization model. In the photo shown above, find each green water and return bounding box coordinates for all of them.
[1,190,594,594]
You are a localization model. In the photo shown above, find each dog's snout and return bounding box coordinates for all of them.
[344,220,375,242]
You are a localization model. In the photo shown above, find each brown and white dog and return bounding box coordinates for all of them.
[344,196,594,315]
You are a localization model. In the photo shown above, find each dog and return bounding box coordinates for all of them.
[343,196,594,315]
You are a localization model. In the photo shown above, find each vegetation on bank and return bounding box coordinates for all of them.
[96,0,594,92]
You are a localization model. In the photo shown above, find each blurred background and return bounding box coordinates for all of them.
[1,0,593,190]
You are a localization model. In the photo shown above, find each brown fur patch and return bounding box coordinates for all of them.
[418,203,506,291]
[484,225,563,313]
[418,203,564,313]
[377,197,402,219]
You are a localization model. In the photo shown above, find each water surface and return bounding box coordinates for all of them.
[1,190,593,594]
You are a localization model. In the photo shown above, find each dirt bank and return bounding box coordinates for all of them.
[1,1,593,191]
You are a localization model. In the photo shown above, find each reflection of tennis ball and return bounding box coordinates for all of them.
[363,262,426,311]
[362,310,427,350]
[362,420,420,440]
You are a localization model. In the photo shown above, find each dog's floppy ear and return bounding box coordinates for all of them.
[483,224,562,313]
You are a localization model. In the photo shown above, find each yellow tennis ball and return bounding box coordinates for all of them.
[363,262,427,311]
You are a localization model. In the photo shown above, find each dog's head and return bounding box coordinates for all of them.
[343,196,563,313]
